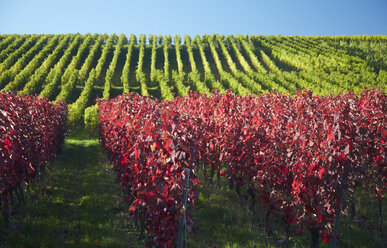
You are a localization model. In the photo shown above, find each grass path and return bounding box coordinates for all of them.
[0,128,143,248]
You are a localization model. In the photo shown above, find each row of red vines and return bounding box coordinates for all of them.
[98,94,200,247]
[0,90,67,226]
[98,90,386,247]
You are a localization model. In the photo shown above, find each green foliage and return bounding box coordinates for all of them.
[61,34,93,85]
[39,69,61,100]
[84,104,99,131]
[172,70,189,97]
[159,35,174,99]
[377,69,387,89]
[150,34,158,83]
[22,35,71,95]
[55,70,79,103]
[0,35,27,63]
[188,71,211,96]
[184,35,211,95]
[79,35,103,82]
[173,35,190,97]
[121,34,136,94]
[204,34,250,95]
[136,34,149,96]
[95,35,115,80]
[0,35,17,52]
[158,35,163,45]
[184,35,198,72]
[0,71,12,89]
[4,35,59,91]
[103,34,126,99]
[68,69,96,126]
[215,35,265,94]
[44,35,81,84]
[6,36,48,76]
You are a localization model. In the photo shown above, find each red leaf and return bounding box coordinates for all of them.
[161,184,168,198]
[318,168,325,179]
[164,139,172,150]
[322,232,330,243]
[327,133,334,142]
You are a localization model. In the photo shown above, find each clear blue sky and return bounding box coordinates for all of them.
[0,0,386,36]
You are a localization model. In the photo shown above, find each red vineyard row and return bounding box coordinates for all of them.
[0,91,67,222]
[98,90,386,247]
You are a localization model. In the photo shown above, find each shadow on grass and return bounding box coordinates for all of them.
[189,168,387,248]
[189,174,276,248]
[0,126,143,248]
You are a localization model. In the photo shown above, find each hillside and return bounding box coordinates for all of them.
[0,34,386,248]
[0,34,385,122]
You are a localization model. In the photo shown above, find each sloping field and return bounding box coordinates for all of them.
[0,34,385,126]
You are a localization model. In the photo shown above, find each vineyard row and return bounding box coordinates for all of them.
[98,90,386,247]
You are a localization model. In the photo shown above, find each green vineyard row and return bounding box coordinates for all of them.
[0,33,386,126]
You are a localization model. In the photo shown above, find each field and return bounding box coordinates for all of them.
[0,34,386,125]
[0,34,386,248]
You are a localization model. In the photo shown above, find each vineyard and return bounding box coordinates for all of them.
[0,34,386,248]
[0,34,386,126]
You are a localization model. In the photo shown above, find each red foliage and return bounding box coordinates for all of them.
[98,90,386,246]
[98,93,200,247]
[322,232,330,243]
[0,91,67,204]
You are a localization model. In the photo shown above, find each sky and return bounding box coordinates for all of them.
[0,0,386,37]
